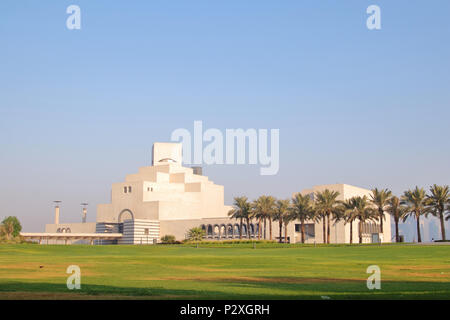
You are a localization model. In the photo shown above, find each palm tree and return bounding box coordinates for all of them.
[370,188,392,235]
[266,197,277,241]
[401,187,428,243]
[352,196,377,243]
[187,227,205,241]
[340,198,359,244]
[244,207,253,240]
[251,199,262,240]
[426,185,449,241]
[385,196,408,242]
[313,206,327,243]
[252,196,276,240]
[315,189,341,244]
[283,211,295,243]
[291,193,314,243]
[274,199,290,243]
[228,196,250,239]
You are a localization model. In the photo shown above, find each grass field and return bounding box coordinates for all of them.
[0,243,449,300]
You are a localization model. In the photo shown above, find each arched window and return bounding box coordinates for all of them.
[207,225,213,237]
[234,224,240,237]
[158,158,177,163]
[118,209,134,223]
[242,224,247,236]
[220,225,226,237]
[227,224,233,237]
[214,225,220,238]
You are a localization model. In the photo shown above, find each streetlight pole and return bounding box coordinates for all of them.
[53,200,62,225]
[80,203,88,223]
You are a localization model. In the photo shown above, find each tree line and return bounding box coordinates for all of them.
[226,185,450,244]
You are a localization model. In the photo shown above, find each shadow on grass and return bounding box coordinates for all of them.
[1,278,449,300]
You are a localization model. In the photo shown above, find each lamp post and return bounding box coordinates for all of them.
[53,201,62,225]
[80,203,88,223]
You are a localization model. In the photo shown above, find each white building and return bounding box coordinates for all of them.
[35,142,391,244]
[298,184,391,244]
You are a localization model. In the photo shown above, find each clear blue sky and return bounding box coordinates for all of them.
[1,1,449,238]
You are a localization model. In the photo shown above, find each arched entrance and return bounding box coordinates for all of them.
[118,209,134,233]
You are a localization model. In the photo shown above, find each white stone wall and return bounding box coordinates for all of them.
[119,219,160,244]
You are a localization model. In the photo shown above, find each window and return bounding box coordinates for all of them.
[128,186,132,193]
[305,224,315,237]
[124,186,127,193]
[295,224,315,237]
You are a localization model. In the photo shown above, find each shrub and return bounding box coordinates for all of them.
[187,227,205,242]
[183,239,277,245]
[160,235,176,244]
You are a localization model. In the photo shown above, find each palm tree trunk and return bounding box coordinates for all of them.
[349,221,353,244]
[269,219,272,241]
[327,213,331,244]
[279,217,283,243]
[263,218,266,240]
[416,215,422,243]
[284,222,288,243]
[239,218,243,239]
[247,218,251,239]
[379,208,384,233]
[359,221,363,244]
[439,212,446,241]
[258,218,261,240]
[322,216,326,243]
[301,219,305,244]
[395,218,400,242]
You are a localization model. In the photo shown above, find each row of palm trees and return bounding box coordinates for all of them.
[228,185,450,244]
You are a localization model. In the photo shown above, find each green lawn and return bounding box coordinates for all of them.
[0,243,449,299]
